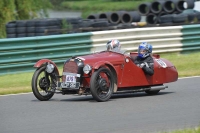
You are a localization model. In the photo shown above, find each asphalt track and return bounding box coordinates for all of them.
[0,77,200,133]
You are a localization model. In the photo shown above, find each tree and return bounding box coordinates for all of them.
[0,0,51,38]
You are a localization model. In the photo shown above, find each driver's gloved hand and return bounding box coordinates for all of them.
[138,62,149,68]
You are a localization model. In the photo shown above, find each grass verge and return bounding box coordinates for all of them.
[0,52,200,95]
[161,126,200,133]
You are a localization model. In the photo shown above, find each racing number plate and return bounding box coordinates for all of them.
[66,75,76,83]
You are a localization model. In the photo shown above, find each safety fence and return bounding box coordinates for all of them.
[0,24,200,75]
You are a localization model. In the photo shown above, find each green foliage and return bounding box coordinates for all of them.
[61,19,73,34]
[161,126,200,133]
[0,0,52,38]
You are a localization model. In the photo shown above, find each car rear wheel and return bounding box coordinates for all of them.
[145,90,160,95]
[90,67,114,102]
[32,66,56,101]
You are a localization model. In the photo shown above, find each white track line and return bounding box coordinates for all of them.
[1,76,200,97]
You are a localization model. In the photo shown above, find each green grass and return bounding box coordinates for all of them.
[161,126,200,133]
[60,0,154,18]
[0,52,200,95]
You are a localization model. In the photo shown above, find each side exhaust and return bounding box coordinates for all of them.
[150,85,168,91]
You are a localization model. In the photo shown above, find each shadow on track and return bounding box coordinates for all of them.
[56,91,175,102]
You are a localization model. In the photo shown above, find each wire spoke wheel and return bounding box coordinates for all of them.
[90,67,114,102]
[32,66,56,101]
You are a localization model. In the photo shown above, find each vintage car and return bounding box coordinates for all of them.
[31,50,178,102]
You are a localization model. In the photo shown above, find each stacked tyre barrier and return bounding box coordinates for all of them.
[6,18,62,38]
[6,17,113,38]
[87,11,141,28]
[138,0,198,24]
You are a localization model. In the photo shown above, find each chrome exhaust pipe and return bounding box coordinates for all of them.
[150,85,168,91]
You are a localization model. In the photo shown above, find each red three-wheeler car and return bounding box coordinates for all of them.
[32,50,178,102]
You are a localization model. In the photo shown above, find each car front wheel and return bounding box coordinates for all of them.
[90,67,114,102]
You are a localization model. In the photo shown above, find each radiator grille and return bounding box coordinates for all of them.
[62,61,78,82]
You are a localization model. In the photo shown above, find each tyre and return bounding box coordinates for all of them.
[35,33,47,36]
[7,34,17,38]
[138,2,151,15]
[187,13,196,22]
[90,67,114,102]
[91,21,109,27]
[173,14,187,23]
[35,20,49,27]
[48,19,62,26]
[26,20,36,27]
[6,22,16,28]
[6,28,16,34]
[27,27,35,33]
[16,21,27,27]
[35,27,47,33]
[16,27,26,34]
[159,14,173,24]
[32,66,56,101]
[27,33,35,37]
[17,33,26,38]
[145,90,160,95]
[196,12,200,21]
[146,13,158,24]
[66,17,82,24]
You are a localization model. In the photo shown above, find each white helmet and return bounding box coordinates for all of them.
[106,39,121,51]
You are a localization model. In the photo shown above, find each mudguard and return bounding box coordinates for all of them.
[34,59,60,75]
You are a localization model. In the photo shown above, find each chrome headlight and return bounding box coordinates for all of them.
[46,64,54,73]
[83,64,92,74]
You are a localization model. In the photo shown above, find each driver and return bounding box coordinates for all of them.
[106,39,121,52]
[134,42,154,76]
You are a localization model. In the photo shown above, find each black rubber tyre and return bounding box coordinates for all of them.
[27,27,35,33]
[145,90,160,95]
[151,0,164,14]
[187,13,196,22]
[159,14,173,24]
[78,19,94,27]
[16,27,26,34]
[146,13,158,24]
[32,66,55,101]
[87,14,99,19]
[184,0,195,9]
[6,28,16,34]
[7,34,17,38]
[17,33,26,38]
[117,23,133,29]
[66,17,82,24]
[35,33,47,36]
[90,67,114,102]
[35,27,47,33]
[35,20,49,27]
[16,21,27,27]
[26,20,36,27]
[27,33,35,37]
[6,22,16,28]
[163,0,176,13]
[91,21,109,27]
[196,12,200,21]
[173,14,187,23]
[138,2,151,15]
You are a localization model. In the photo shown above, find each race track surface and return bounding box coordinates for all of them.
[0,77,200,133]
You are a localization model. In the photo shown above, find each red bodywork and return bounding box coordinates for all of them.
[34,59,60,76]
[77,51,178,89]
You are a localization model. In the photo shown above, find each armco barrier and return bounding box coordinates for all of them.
[0,33,93,75]
[0,24,199,75]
